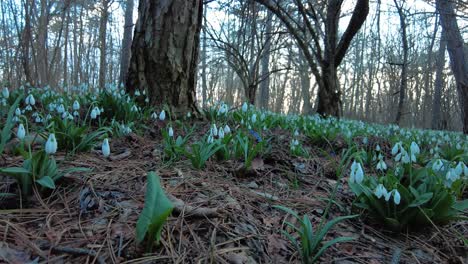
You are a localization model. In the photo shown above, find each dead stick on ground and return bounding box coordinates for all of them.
[168,194,220,218]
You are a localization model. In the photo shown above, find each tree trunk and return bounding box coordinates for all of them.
[37,0,49,86]
[259,10,273,109]
[126,0,202,114]
[98,0,110,90]
[432,32,446,130]
[201,5,208,108]
[436,0,468,133]
[394,0,408,125]
[119,0,134,85]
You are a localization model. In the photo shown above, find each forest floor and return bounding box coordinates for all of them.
[0,121,466,264]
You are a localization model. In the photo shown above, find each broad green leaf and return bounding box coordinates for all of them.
[312,236,356,263]
[136,171,174,247]
[408,192,433,208]
[0,167,31,175]
[36,176,56,189]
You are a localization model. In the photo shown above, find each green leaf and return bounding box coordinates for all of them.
[136,171,174,248]
[36,176,56,189]
[0,167,31,175]
[0,96,22,155]
[408,192,433,208]
[312,236,356,263]
[312,215,358,251]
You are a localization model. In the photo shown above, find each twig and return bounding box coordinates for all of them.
[168,194,220,218]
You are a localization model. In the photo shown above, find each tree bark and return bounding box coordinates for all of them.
[259,10,273,110]
[98,0,110,90]
[126,0,202,114]
[119,0,134,85]
[437,0,468,133]
[393,0,408,125]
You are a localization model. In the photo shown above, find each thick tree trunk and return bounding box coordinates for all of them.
[126,0,202,114]
[119,0,134,85]
[431,31,446,130]
[317,65,341,117]
[437,0,468,133]
[98,0,109,90]
[37,0,49,86]
[201,6,208,108]
[394,0,408,125]
[259,10,273,110]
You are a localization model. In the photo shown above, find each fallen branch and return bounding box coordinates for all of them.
[168,194,220,218]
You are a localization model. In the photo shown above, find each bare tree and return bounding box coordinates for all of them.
[437,0,468,133]
[254,0,369,117]
[393,0,409,124]
[119,0,134,85]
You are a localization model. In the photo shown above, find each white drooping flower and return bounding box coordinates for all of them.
[242,102,248,112]
[2,87,9,99]
[376,159,387,171]
[151,112,158,120]
[17,124,26,139]
[102,138,110,157]
[135,90,141,96]
[73,100,80,110]
[391,142,401,156]
[45,133,58,154]
[35,116,42,123]
[393,189,401,205]
[90,108,98,119]
[207,134,214,144]
[374,184,386,199]
[224,125,231,134]
[211,124,218,136]
[294,130,299,137]
[131,105,138,112]
[57,104,65,114]
[168,127,174,137]
[410,141,420,155]
[159,110,166,121]
[218,127,225,139]
[15,107,21,116]
[25,94,35,105]
[375,145,381,152]
[446,169,459,182]
[350,161,364,184]
[432,159,444,171]
[454,162,465,176]
[251,114,257,123]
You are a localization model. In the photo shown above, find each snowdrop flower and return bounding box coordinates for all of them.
[294,130,299,137]
[350,161,364,184]
[261,113,266,121]
[2,87,9,98]
[15,108,21,116]
[25,94,35,105]
[35,116,42,123]
[207,135,214,144]
[218,127,225,139]
[168,127,174,137]
[410,141,420,155]
[224,125,231,134]
[135,90,141,96]
[159,110,166,121]
[90,108,98,119]
[375,145,381,152]
[73,111,79,117]
[73,100,80,110]
[446,169,459,182]
[391,142,401,156]
[454,162,465,176]
[131,105,138,112]
[374,184,386,199]
[393,189,401,205]
[211,124,218,136]
[187,112,191,118]
[242,102,248,112]
[218,104,227,115]
[102,138,110,157]
[293,139,299,146]
[145,97,149,103]
[251,114,257,123]
[362,137,368,145]
[25,105,32,111]
[376,159,387,171]
[151,112,158,120]
[241,119,244,125]
[432,159,444,172]
[57,104,65,114]
[45,133,58,154]
[383,189,392,201]
[17,124,26,139]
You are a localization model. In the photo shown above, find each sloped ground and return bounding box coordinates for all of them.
[0,122,466,264]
